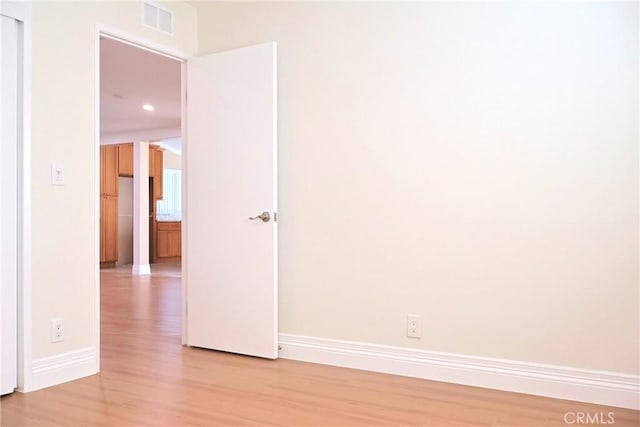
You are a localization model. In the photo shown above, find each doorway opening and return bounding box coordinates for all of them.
[98,35,183,274]
[97,32,185,364]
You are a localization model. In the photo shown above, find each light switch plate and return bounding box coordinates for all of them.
[51,163,64,186]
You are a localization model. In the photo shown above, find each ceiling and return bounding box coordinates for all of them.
[100,37,182,151]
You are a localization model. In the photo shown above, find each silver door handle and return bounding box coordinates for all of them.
[249,211,270,222]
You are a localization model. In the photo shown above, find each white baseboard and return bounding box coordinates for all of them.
[132,264,151,275]
[30,346,97,391]
[278,334,640,410]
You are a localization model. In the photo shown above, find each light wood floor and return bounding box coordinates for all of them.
[2,264,638,426]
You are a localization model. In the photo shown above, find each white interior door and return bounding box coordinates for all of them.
[185,43,278,359]
[0,12,19,395]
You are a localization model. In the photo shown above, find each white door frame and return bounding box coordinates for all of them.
[1,0,32,392]
[93,25,190,368]
[1,11,20,395]
[6,14,191,393]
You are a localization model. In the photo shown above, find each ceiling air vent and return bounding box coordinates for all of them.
[142,2,174,35]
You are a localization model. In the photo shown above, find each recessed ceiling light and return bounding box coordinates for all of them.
[143,104,155,111]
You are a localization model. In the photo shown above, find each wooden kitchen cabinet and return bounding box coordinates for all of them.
[118,143,133,176]
[149,145,164,263]
[156,221,181,261]
[150,146,163,200]
[117,143,161,182]
[100,145,119,197]
[100,195,118,264]
[149,145,155,176]
[100,145,119,266]
[101,143,166,266]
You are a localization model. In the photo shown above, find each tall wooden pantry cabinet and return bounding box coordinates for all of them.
[100,145,119,266]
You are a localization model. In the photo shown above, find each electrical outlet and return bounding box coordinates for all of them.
[407,314,422,339]
[51,318,64,343]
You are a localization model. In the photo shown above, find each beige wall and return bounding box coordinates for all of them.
[30,1,196,359]
[194,2,639,374]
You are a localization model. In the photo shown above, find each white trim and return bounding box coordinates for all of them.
[93,22,102,383]
[131,264,151,276]
[1,11,20,395]
[279,334,640,410]
[4,0,34,394]
[31,347,97,391]
[97,25,187,62]
[18,1,33,393]
[180,61,187,345]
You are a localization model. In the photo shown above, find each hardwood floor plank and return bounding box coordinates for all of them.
[2,264,638,426]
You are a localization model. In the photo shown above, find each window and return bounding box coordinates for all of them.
[156,169,181,221]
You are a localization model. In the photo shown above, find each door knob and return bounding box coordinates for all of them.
[249,211,270,222]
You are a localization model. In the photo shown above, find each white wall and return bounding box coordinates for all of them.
[29,1,196,366]
[163,150,181,170]
[195,2,639,374]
